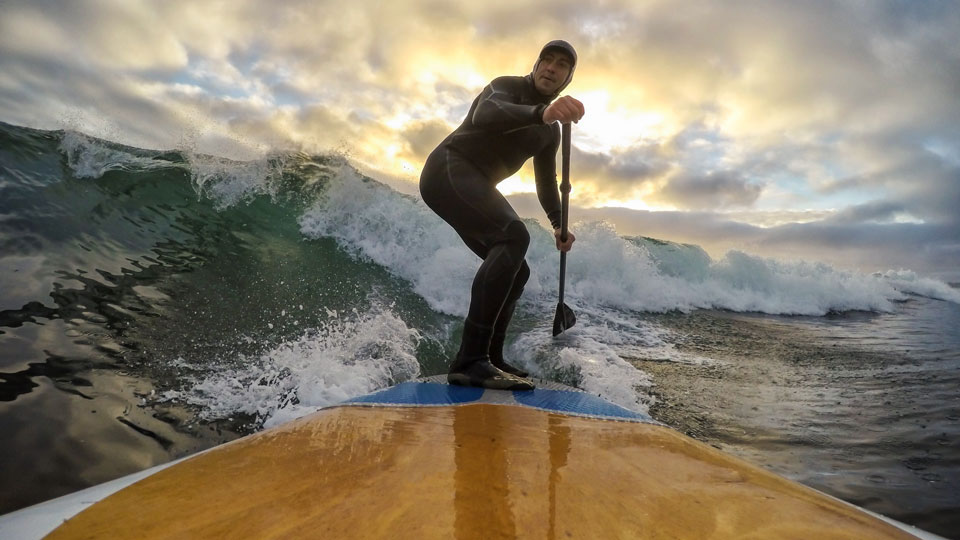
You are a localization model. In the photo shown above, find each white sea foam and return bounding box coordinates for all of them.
[536,225,904,315]
[507,308,716,415]
[59,130,177,178]
[164,306,421,428]
[59,129,295,210]
[876,269,960,304]
[512,325,656,414]
[298,165,478,316]
[183,152,281,209]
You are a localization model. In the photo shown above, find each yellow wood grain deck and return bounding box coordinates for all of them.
[48,404,917,539]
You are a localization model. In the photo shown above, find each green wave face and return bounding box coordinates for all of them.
[0,122,451,429]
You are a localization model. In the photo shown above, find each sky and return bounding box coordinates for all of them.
[1,0,959,280]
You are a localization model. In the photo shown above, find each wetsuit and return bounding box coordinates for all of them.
[420,78,562,384]
[420,40,577,389]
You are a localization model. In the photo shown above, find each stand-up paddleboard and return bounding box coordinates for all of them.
[0,377,945,539]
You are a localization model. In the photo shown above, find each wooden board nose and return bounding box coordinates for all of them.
[47,403,917,539]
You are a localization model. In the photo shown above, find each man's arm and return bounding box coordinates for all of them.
[471,77,547,132]
[533,125,562,230]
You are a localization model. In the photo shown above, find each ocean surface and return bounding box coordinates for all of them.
[1,121,958,537]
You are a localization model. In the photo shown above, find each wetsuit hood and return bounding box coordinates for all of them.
[529,39,577,100]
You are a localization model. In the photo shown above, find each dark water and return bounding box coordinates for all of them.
[2,121,959,538]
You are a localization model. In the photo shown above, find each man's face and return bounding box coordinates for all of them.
[533,50,573,96]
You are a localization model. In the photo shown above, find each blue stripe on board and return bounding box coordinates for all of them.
[512,388,652,421]
[345,382,484,406]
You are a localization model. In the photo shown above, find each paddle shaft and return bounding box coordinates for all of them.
[559,122,571,305]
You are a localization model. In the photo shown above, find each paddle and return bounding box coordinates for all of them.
[553,122,577,337]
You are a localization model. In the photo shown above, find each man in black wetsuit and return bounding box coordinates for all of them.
[420,40,585,390]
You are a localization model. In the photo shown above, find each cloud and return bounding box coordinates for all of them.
[1,1,188,72]
[401,119,453,161]
[654,170,763,210]
[825,200,907,224]
[561,143,671,205]
[820,133,960,225]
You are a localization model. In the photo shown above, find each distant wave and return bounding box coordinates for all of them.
[297,162,958,315]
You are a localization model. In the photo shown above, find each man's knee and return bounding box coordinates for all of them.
[503,220,530,254]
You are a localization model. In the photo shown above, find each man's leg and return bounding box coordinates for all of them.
[420,148,533,390]
[489,261,530,377]
[463,221,529,348]
[449,221,532,389]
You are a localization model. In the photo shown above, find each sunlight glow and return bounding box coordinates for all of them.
[574,89,668,153]
[600,197,664,212]
[496,173,531,196]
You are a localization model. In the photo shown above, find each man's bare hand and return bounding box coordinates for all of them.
[554,228,576,252]
[543,96,585,124]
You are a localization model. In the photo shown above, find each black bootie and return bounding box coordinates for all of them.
[447,320,533,391]
[489,331,529,378]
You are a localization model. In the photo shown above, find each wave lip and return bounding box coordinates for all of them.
[876,269,960,304]
[59,130,183,179]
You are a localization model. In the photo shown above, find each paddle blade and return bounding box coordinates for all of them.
[552,302,577,336]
